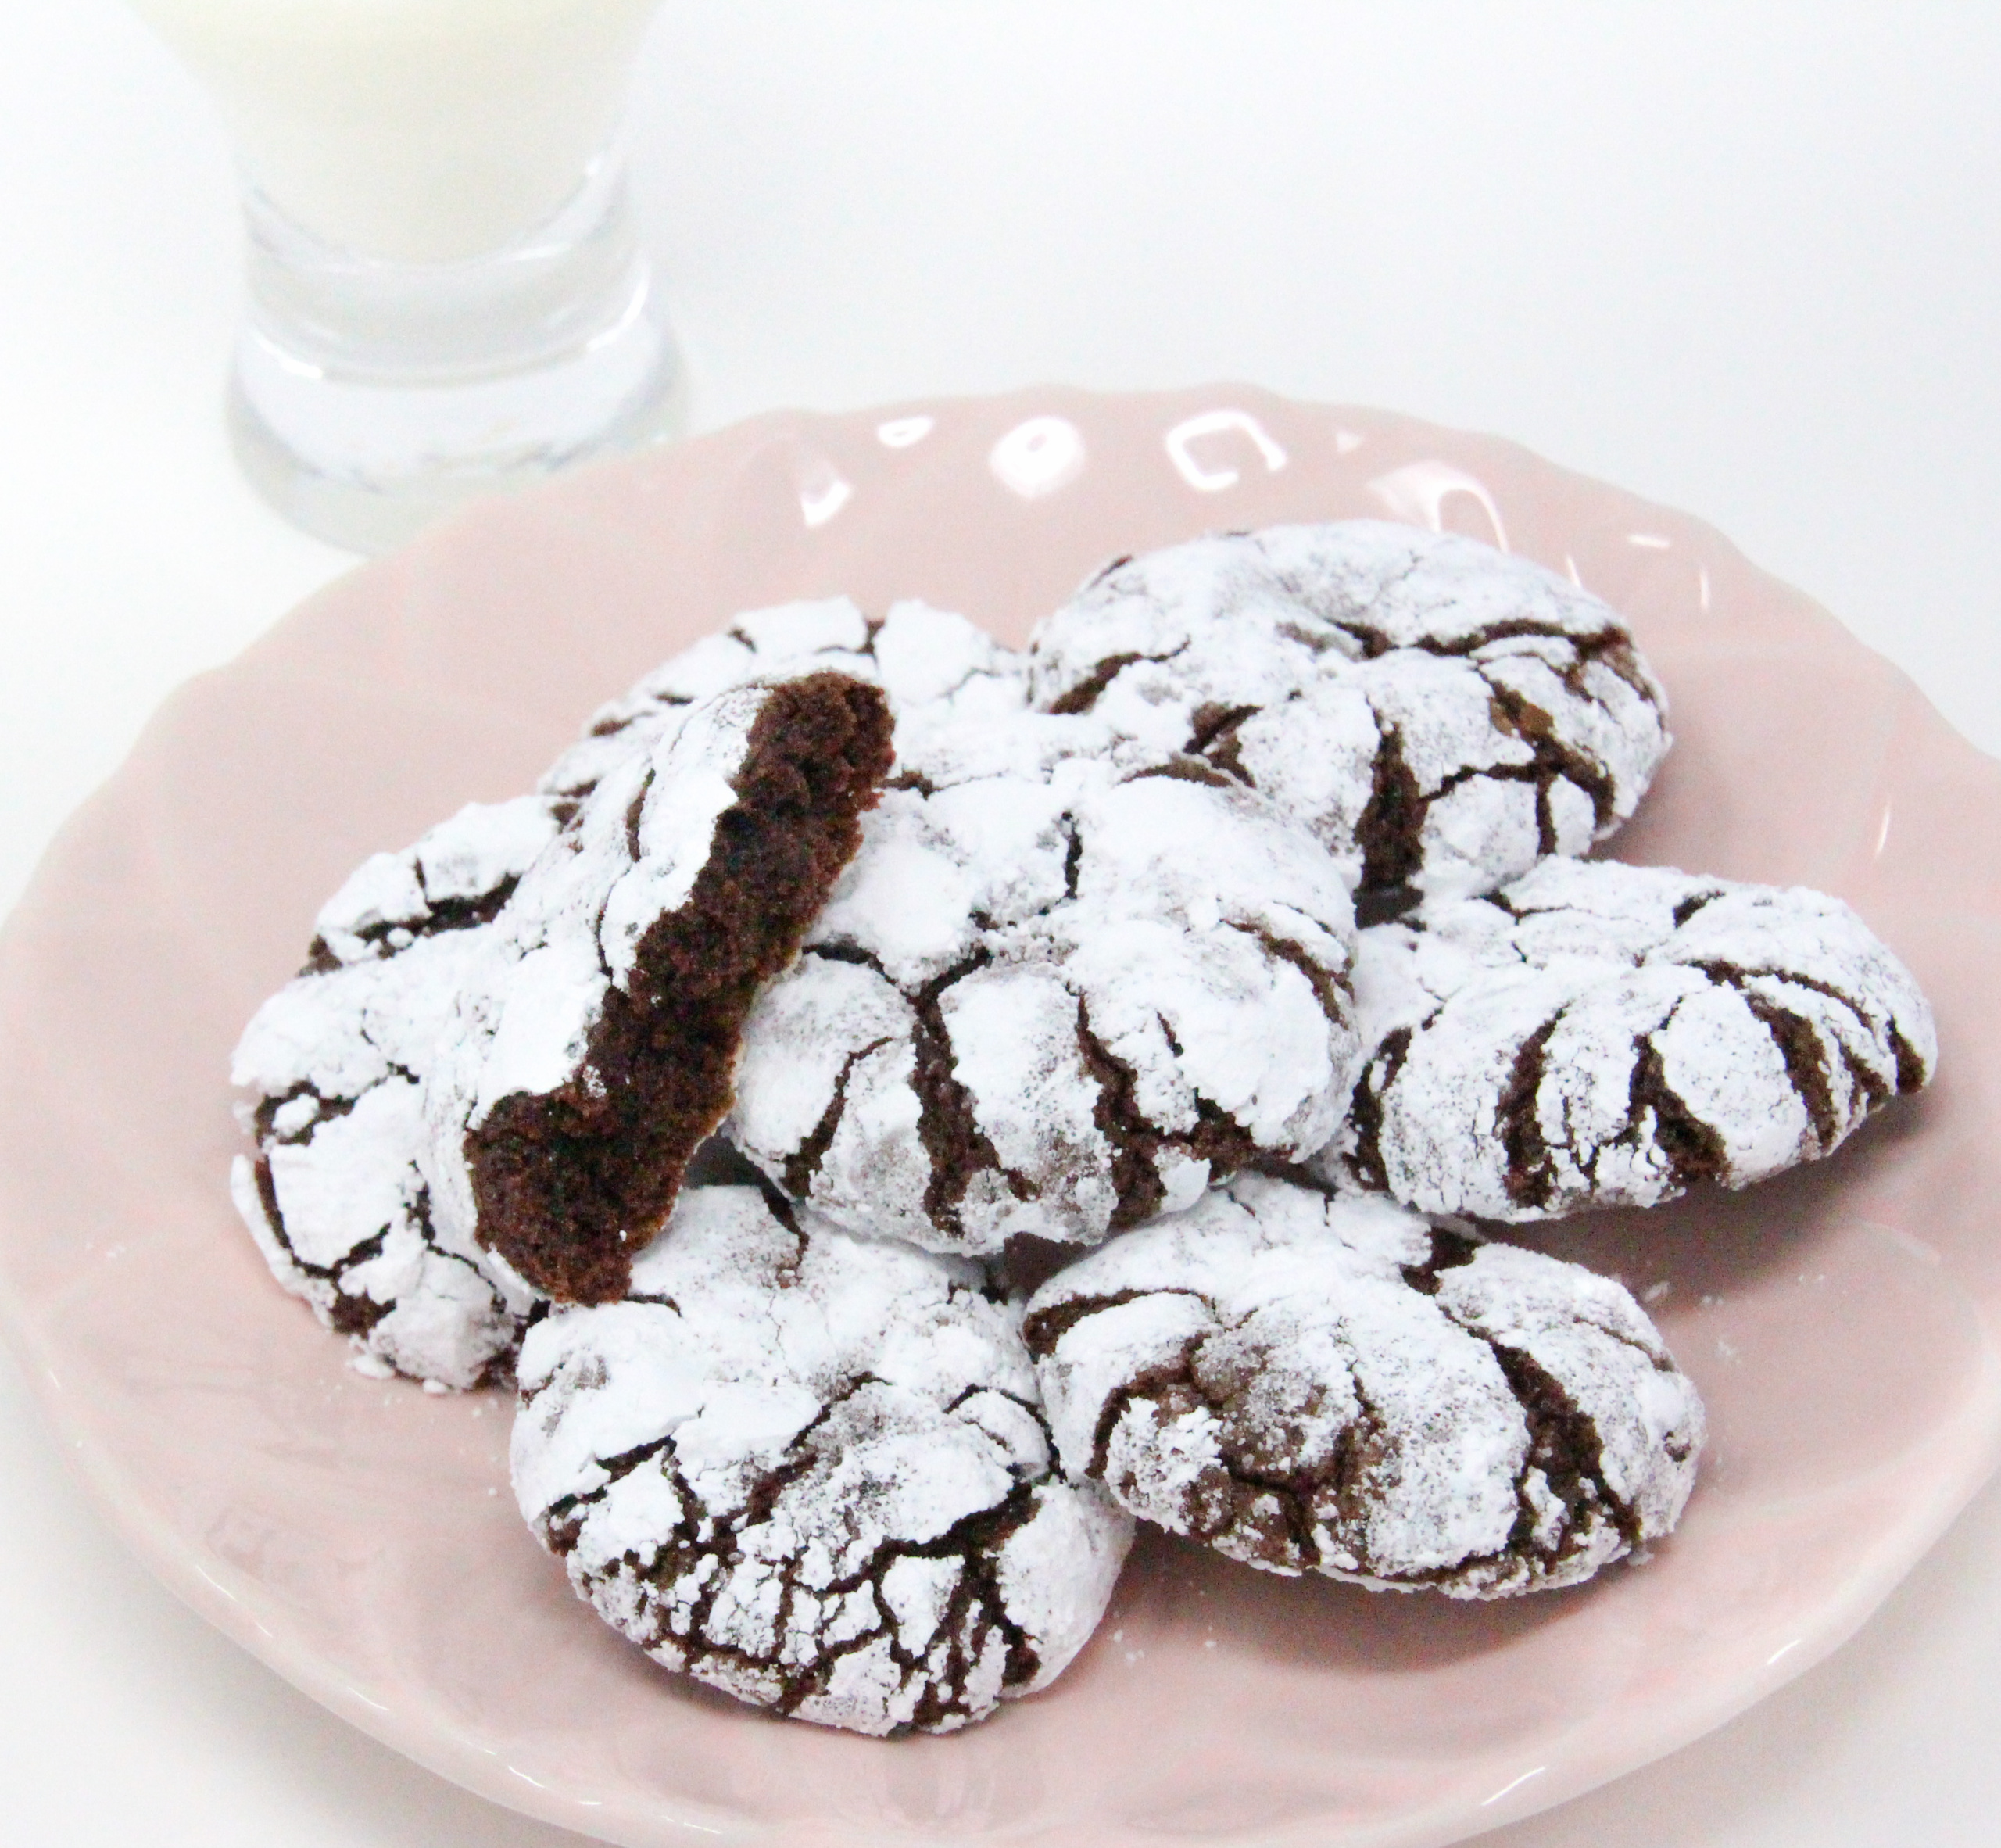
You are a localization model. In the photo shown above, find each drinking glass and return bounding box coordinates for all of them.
[129,0,684,553]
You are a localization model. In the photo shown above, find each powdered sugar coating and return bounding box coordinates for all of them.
[229,797,559,1388]
[728,712,1361,1257]
[1026,521,1670,908]
[1024,1173,1703,1597]
[512,1184,1132,1735]
[1322,856,1938,1219]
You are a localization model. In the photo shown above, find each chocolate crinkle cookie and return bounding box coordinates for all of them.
[1319,857,1938,1220]
[230,796,563,1389]
[1024,1173,1703,1597]
[727,708,1361,1257]
[423,672,896,1305]
[511,1183,1133,1735]
[1026,521,1670,918]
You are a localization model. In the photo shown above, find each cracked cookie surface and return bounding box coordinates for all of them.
[1024,1173,1703,1597]
[510,1183,1133,1735]
[1026,521,1670,916]
[728,710,1361,1257]
[231,796,563,1388]
[423,673,895,1304]
[1319,856,1937,1219]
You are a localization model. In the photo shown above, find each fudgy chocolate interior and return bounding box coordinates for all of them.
[468,673,895,1303]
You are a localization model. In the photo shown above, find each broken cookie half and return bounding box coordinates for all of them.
[422,671,896,1303]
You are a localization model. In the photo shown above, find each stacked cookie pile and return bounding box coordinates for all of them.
[231,521,1935,1736]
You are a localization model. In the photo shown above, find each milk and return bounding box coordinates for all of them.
[129,0,665,262]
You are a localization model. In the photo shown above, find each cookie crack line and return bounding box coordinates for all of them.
[944,1381,1062,1458]
[304,873,527,972]
[249,1148,388,1293]
[1474,1334,1639,1561]
[804,940,893,978]
[1089,1332,1210,1487]
[1735,989,1841,1149]
[1345,1025,1415,1193]
[1043,643,1190,716]
[909,950,1035,1235]
[1398,1226,1483,1297]
[1623,1022,1730,1190]
[1073,999,1265,1234]
[782,1037,892,1198]
[1187,701,1262,786]
[254,1082,356,1144]
[1495,1019,1563,1209]
[1022,1284,1211,1359]
[1355,724,1426,906]
[1240,921,1355,1031]
[1498,1002,1735,1212]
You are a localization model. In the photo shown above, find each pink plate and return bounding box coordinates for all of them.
[2,387,1999,1848]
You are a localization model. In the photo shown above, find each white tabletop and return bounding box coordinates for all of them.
[3,3,1999,1842]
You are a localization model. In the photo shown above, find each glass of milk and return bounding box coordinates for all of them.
[128,0,684,552]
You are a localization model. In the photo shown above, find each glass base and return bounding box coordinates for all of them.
[227,156,687,554]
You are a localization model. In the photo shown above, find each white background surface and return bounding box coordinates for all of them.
[2,3,1999,1842]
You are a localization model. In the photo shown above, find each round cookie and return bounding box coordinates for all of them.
[1026,521,1670,915]
[230,796,560,1388]
[422,672,895,1304]
[1322,856,1938,1219]
[1024,1173,1704,1597]
[728,709,1361,1258]
[512,1183,1133,1735]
